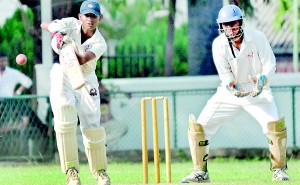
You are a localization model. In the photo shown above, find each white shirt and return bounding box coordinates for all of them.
[0,66,32,97]
[49,17,107,74]
[212,28,276,89]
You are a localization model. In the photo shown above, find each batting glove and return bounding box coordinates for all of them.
[250,75,267,97]
[51,31,66,49]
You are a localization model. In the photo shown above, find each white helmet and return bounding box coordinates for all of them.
[217,5,244,41]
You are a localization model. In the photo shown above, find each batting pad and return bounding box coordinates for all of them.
[188,114,209,172]
[267,117,287,170]
[55,122,79,173]
[54,105,79,173]
[82,127,107,173]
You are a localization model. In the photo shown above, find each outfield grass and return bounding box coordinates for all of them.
[0,158,299,184]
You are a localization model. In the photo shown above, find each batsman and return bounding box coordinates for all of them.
[182,5,289,183]
[40,1,109,185]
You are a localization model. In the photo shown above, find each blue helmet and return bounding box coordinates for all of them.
[216,5,243,24]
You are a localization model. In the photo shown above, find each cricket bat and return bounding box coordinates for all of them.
[60,43,85,90]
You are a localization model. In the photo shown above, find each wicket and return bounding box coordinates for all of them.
[141,96,171,184]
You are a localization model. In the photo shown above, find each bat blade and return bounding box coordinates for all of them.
[60,44,85,90]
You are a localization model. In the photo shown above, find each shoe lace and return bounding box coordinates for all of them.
[274,168,287,177]
[67,168,79,182]
[95,169,109,180]
[186,169,205,178]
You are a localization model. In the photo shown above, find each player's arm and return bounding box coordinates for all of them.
[212,39,235,86]
[76,50,96,65]
[256,31,276,77]
[40,22,52,32]
[40,19,69,33]
[76,34,106,65]
[14,71,33,95]
[248,32,275,97]
[15,86,26,96]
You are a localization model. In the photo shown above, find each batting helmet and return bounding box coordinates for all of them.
[217,5,243,24]
[217,5,244,41]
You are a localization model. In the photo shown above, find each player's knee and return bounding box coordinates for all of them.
[188,114,204,133]
[54,104,77,123]
[188,114,208,147]
[54,119,77,134]
[267,117,286,133]
[82,127,106,148]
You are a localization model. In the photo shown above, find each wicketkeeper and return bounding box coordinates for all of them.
[40,1,110,185]
[182,4,289,183]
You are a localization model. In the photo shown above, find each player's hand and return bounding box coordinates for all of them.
[51,31,66,49]
[226,81,250,98]
[250,75,267,97]
[63,36,83,57]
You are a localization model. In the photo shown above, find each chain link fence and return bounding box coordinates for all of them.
[0,86,299,161]
[106,86,300,152]
[0,96,54,161]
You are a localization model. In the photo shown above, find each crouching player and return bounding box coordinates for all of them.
[182,4,289,183]
[40,0,109,184]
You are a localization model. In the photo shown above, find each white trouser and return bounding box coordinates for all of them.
[50,63,102,173]
[50,63,101,129]
[197,85,279,140]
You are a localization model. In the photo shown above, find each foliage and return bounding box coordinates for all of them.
[173,24,188,75]
[229,0,254,17]
[116,18,188,76]
[274,0,298,30]
[0,8,34,79]
[100,0,161,40]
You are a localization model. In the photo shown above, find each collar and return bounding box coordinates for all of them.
[76,22,82,34]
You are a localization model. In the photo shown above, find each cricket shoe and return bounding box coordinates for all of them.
[66,168,81,185]
[94,169,111,185]
[272,168,290,181]
[182,169,210,183]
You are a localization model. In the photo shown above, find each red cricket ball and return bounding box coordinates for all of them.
[16,54,27,65]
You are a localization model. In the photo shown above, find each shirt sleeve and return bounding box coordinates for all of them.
[48,17,73,34]
[89,32,107,60]
[255,31,276,77]
[212,38,235,86]
[15,70,33,88]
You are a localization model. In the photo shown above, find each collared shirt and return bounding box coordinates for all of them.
[0,66,32,97]
[50,17,107,74]
[212,28,276,88]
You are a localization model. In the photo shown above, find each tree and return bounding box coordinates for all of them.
[187,0,220,75]
[17,0,292,77]
[164,0,176,76]
[0,9,34,79]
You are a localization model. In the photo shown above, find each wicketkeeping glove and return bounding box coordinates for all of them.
[226,81,250,98]
[250,75,267,97]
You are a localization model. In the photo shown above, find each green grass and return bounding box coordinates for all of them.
[0,158,299,184]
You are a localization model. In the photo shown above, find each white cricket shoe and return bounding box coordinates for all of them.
[182,169,210,183]
[66,168,81,185]
[272,168,290,181]
[94,169,111,185]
